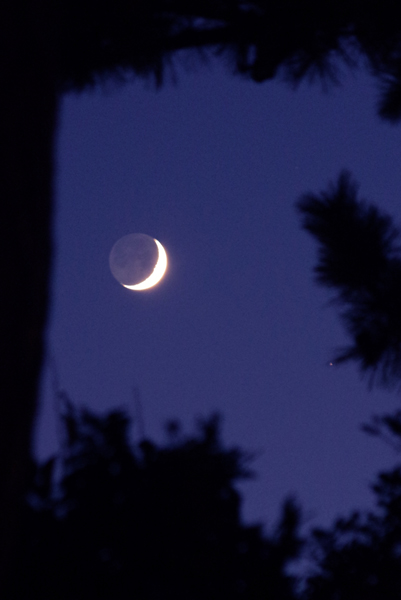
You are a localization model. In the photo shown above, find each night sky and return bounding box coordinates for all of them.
[35,64,401,530]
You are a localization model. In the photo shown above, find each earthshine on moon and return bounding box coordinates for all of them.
[109,233,167,291]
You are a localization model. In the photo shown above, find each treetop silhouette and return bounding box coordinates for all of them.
[20,402,302,599]
[305,414,401,600]
[19,401,401,599]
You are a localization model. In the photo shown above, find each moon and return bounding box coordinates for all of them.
[109,233,167,291]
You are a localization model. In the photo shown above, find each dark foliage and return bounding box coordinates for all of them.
[305,508,401,600]
[304,414,401,600]
[54,0,401,121]
[297,171,401,388]
[15,401,401,600]
[362,410,401,451]
[17,402,302,599]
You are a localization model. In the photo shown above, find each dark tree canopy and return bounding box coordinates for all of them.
[297,171,401,388]
[18,402,302,599]
[304,415,401,600]
[17,402,401,600]
[56,0,401,122]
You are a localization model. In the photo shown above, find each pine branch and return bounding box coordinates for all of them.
[297,172,401,388]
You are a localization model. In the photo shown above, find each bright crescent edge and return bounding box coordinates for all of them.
[123,239,167,291]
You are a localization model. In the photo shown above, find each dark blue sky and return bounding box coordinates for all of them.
[36,64,401,529]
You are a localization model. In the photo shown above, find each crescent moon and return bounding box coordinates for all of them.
[123,239,167,291]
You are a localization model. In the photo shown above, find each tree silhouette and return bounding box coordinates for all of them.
[4,0,401,583]
[16,401,302,599]
[304,414,401,600]
[15,401,401,599]
[297,171,401,389]
[55,0,401,119]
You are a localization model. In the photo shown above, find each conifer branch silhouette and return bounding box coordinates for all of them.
[298,171,401,388]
